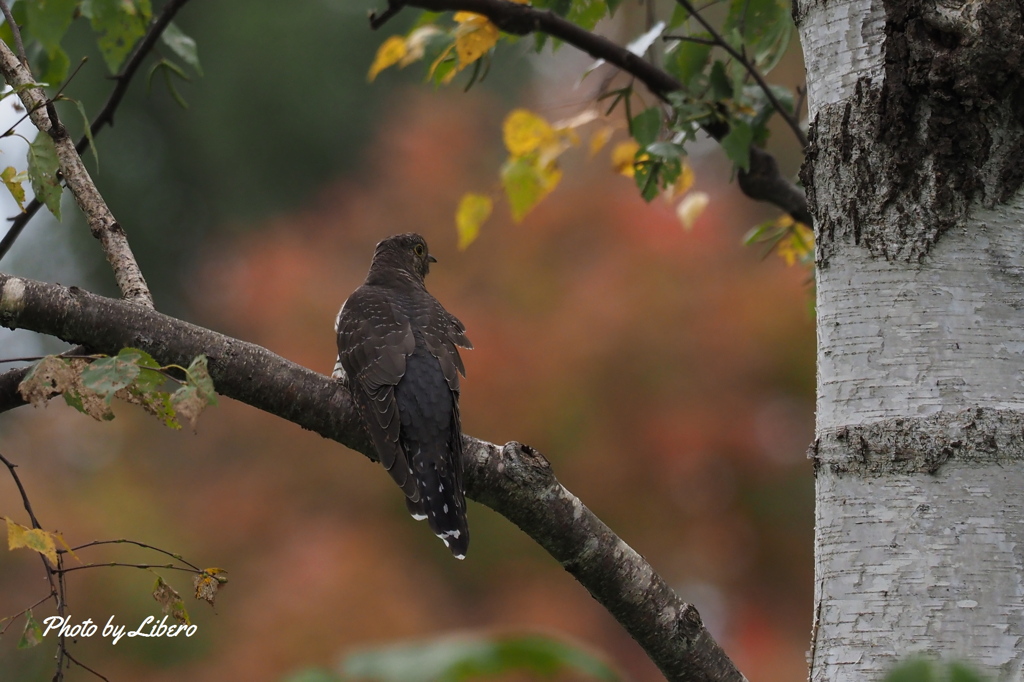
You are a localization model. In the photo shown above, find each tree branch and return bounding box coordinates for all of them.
[0,272,746,682]
[372,0,809,225]
[0,40,154,307]
[0,0,27,66]
[0,0,193,276]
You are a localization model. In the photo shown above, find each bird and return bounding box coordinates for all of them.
[333,233,472,559]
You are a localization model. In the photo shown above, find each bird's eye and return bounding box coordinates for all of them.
[414,244,425,257]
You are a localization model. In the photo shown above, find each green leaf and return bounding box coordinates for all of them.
[120,346,161,369]
[341,633,620,682]
[17,610,43,649]
[721,119,753,171]
[161,21,202,76]
[150,59,190,108]
[567,0,608,32]
[708,60,733,100]
[722,0,793,73]
[630,107,661,147]
[884,660,937,682]
[500,155,558,222]
[81,354,142,400]
[37,45,70,88]
[25,0,78,51]
[633,157,665,202]
[27,131,62,220]
[668,3,690,29]
[948,663,987,682]
[667,38,712,89]
[743,218,779,245]
[531,0,572,16]
[82,0,152,73]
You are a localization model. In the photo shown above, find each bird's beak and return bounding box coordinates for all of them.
[428,254,437,263]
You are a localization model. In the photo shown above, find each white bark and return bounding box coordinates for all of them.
[799,0,1024,679]
[817,196,1024,428]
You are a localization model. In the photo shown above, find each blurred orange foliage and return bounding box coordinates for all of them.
[0,90,814,681]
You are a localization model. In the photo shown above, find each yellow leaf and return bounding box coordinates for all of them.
[676,191,710,231]
[367,36,408,82]
[589,126,614,157]
[611,140,641,177]
[456,193,493,250]
[453,11,487,24]
[6,518,57,565]
[774,213,795,229]
[777,222,814,266]
[503,109,555,156]
[1,166,26,211]
[53,532,81,563]
[454,15,499,68]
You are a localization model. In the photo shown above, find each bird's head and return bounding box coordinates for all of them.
[369,233,437,282]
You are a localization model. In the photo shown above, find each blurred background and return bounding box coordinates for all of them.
[0,1,813,680]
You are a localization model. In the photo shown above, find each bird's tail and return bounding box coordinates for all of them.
[405,459,469,560]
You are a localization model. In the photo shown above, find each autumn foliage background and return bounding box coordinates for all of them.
[0,3,812,681]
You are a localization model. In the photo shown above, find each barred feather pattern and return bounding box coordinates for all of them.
[334,234,472,559]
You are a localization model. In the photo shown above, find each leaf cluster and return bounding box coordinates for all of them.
[369,0,806,265]
[17,347,217,429]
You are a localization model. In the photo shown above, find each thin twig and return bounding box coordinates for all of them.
[0,0,27,65]
[63,649,111,682]
[663,34,718,45]
[55,552,67,682]
[672,0,807,147]
[0,594,52,636]
[369,0,402,29]
[0,0,193,263]
[57,562,200,575]
[68,538,202,572]
[0,451,43,529]
[0,354,99,363]
[0,451,65,680]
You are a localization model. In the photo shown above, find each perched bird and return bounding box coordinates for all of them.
[334,233,472,558]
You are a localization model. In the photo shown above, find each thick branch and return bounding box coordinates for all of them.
[0,272,746,682]
[373,0,809,224]
[0,41,153,307]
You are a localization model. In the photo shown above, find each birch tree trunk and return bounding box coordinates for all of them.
[796,0,1024,679]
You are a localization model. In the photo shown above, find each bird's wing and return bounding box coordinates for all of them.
[411,295,471,392]
[337,286,417,498]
